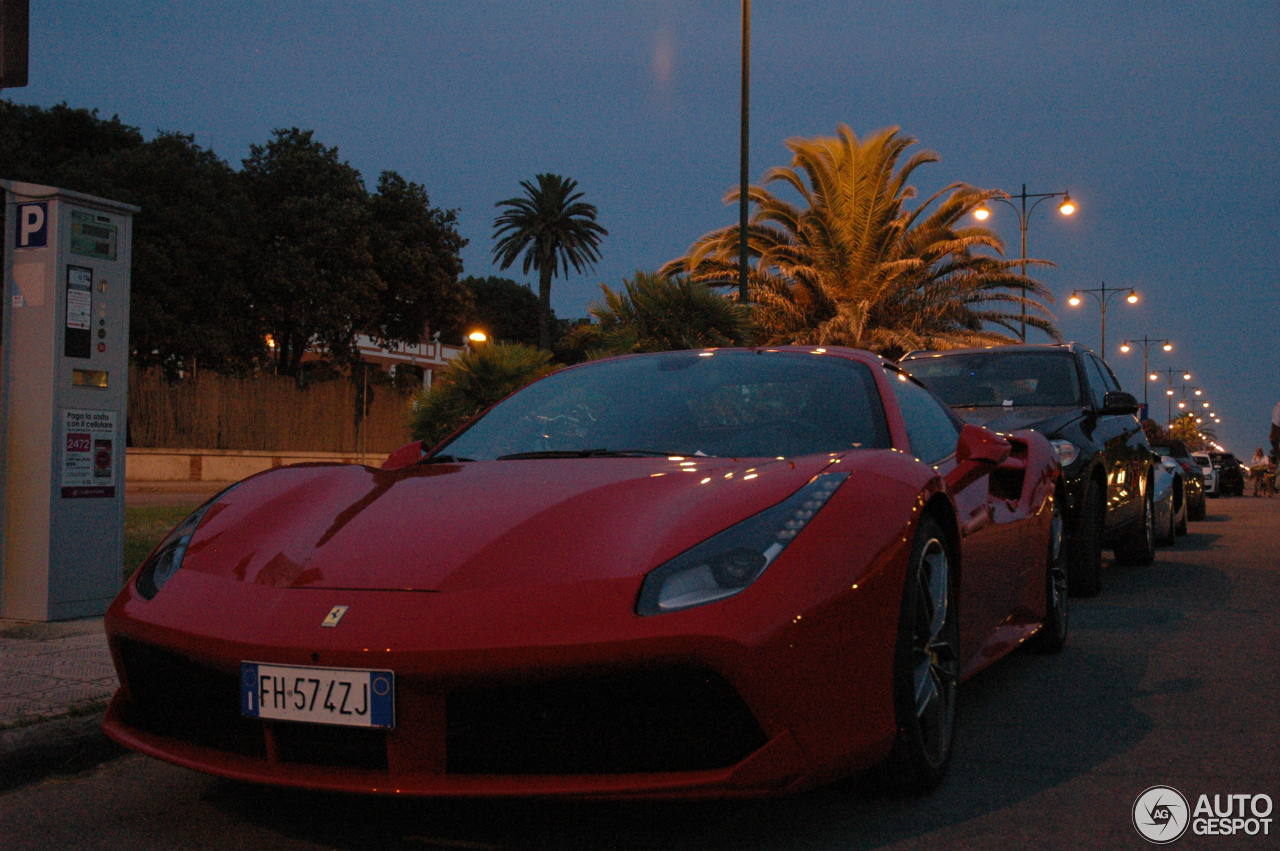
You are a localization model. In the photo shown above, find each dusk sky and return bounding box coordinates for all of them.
[12,1,1280,453]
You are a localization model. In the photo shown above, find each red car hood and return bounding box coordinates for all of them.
[180,455,843,593]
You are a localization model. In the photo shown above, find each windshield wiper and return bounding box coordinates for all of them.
[497,448,698,460]
[421,454,474,464]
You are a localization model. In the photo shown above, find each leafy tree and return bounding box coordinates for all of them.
[588,271,754,354]
[0,100,143,184]
[662,125,1057,357]
[92,133,259,374]
[407,342,557,446]
[366,171,471,347]
[241,128,380,379]
[462,275,548,347]
[492,173,608,351]
[1141,419,1167,444]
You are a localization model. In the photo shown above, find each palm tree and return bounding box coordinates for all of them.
[493,174,608,351]
[661,125,1058,357]
[588,271,754,354]
[1170,412,1214,450]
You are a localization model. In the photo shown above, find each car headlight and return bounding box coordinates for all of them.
[637,472,849,615]
[134,485,238,600]
[1049,439,1080,467]
[1161,458,1179,473]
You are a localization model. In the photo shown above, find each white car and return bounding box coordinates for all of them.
[1192,452,1218,496]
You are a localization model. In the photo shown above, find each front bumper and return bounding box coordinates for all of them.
[103,548,906,798]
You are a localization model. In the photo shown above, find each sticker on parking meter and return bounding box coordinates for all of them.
[66,266,92,330]
[61,410,117,498]
[65,266,93,359]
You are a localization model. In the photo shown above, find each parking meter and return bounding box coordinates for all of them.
[1,180,136,620]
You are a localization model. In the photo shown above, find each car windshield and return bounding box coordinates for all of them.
[902,352,1082,408]
[436,351,893,461]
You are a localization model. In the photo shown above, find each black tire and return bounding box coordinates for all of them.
[1030,493,1069,654]
[1176,499,1188,535]
[1114,482,1156,566]
[1068,477,1105,598]
[878,515,959,793]
[1189,492,1206,521]
[1158,492,1176,545]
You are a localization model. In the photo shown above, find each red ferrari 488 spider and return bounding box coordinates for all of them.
[104,347,1066,797]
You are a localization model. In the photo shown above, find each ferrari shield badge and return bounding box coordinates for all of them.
[321,605,349,628]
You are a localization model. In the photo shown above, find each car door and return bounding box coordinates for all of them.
[883,366,1016,668]
[1095,355,1150,520]
[1080,353,1142,527]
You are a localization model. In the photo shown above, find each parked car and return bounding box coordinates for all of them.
[1209,451,1246,496]
[1152,456,1187,542]
[1192,452,1219,497]
[104,347,1068,797]
[1149,439,1206,521]
[900,343,1157,597]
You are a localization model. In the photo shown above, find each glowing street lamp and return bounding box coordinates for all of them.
[1155,368,1194,426]
[972,185,1076,341]
[468,330,488,349]
[1068,282,1138,361]
[1120,336,1171,409]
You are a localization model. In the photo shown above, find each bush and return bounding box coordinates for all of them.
[408,343,557,447]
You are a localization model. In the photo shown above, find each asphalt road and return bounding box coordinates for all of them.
[2,497,1276,851]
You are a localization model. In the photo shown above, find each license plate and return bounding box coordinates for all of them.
[240,663,394,728]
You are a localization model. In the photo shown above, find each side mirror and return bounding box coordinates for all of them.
[956,423,1012,466]
[1101,391,1140,416]
[380,440,424,470]
[946,424,1011,491]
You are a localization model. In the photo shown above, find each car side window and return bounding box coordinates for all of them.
[1080,355,1109,409]
[884,366,961,465]
[1093,356,1122,393]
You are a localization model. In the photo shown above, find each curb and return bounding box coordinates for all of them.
[0,711,126,791]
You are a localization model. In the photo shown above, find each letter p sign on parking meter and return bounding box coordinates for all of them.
[15,201,46,248]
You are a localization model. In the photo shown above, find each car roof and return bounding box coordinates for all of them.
[899,342,1096,361]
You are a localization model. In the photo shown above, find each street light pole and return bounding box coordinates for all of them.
[1153,367,1193,428]
[738,0,750,305]
[1068,281,1138,362]
[1119,335,1171,409]
[973,185,1075,342]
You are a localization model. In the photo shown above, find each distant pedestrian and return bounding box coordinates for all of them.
[1250,447,1275,497]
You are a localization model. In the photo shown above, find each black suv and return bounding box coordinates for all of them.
[901,344,1157,596]
[1209,452,1246,497]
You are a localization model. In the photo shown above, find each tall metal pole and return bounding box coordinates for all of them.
[738,0,750,305]
[1099,281,1108,362]
[1019,185,1028,342]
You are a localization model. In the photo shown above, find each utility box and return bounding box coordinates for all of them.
[1,181,137,621]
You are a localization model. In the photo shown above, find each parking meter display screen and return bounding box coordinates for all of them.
[70,209,117,260]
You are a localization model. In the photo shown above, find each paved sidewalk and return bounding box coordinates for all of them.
[0,617,117,729]
[0,617,123,788]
